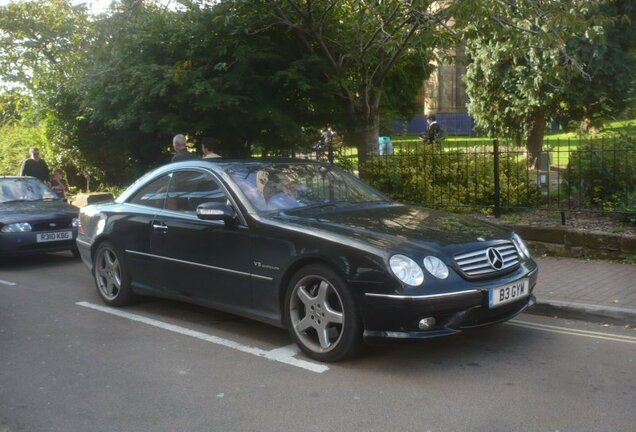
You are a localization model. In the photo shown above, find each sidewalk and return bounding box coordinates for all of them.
[528,257,636,326]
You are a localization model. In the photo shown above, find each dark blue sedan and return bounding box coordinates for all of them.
[1,176,79,257]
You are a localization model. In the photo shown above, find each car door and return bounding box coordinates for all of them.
[120,173,171,293]
[150,169,253,311]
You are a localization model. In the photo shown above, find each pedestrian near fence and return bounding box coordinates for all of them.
[20,147,50,183]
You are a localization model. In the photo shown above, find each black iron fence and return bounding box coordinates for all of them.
[296,136,636,216]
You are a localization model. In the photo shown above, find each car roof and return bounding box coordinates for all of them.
[0,176,37,180]
[170,157,324,173]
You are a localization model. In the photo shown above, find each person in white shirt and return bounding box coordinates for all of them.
[202,139,222,159]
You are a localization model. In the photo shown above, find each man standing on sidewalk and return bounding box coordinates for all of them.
[20,147,50,183]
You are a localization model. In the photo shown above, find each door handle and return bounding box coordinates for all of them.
[152,222,168,233]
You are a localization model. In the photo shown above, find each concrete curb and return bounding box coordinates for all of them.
[527,299,636,326]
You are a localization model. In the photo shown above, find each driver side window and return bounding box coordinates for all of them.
[128,175,171,209]
[166,170,227,214]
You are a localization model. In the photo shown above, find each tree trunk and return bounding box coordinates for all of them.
[526,110,546,169]
[580,107,602,133]
[348,107,380,178]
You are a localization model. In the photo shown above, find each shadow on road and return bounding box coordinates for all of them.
[0,251,78,270]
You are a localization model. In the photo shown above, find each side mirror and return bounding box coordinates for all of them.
[196,202,237,224]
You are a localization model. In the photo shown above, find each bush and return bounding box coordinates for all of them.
[361,145,540,211]
[563,135,636,211]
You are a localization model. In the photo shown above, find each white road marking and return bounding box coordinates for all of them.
[508,319,636,345]
[0,279,17,286]
[76,301,329,373]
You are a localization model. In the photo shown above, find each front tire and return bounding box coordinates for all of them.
[285,264,361,362]
[93,241,136,306]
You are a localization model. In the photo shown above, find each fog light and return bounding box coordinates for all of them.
[418,317,436,330]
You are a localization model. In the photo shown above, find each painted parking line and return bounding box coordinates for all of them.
[508,319,636,345]
[0,279,17,286]
[76,301,329,373]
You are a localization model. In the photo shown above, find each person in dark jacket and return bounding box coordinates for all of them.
[20,147,50,183]
[171,134,196,162]
[425,115,442,144]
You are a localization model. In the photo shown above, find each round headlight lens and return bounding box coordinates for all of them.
[423,256,449,279]
[512,232,531,258]
[389,254,424,286]
[1,222,32,232]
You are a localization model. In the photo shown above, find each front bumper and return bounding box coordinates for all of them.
[0,230,78,257]
[359,266,538,342]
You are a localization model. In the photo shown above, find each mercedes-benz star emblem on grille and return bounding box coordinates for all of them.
[486,247,504,270]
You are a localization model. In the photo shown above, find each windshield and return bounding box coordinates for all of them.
[225,162,388,212]
[0,178,59,204]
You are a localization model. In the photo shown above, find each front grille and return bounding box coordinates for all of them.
[31,218,73,232]
[454,242,519,279]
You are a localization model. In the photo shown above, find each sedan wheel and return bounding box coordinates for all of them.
[93,241,135,306]
[286,264,361,362]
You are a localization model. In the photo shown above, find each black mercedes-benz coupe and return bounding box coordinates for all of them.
[76,159,537,361]
[1,176,79,257]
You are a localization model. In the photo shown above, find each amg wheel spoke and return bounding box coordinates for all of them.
[296,315,313,332]
[106,280,117,297]
[96,266,108,278]
[316,281,329,303]
[323,307,343,325]
[296,285,314,307]
[104,251,116,269]
[316,324,332,349]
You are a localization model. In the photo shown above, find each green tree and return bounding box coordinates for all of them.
[0,0,91,97]
[558,0,636,131]
[75,0,335,173]
[0,90,31,125]
[0,0,96,185]
[265,0,453,166]
[461,1,613,164]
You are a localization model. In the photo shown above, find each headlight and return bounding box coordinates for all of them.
[72,217,79,228]
[423,256,449,279]
[512,232,531,258]
[389,254,424,286]
[1,222,32,232]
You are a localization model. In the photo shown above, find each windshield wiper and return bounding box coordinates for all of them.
[283,201,342,214]
[0,199,29,204]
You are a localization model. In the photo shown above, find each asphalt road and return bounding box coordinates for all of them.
[1,253,635,432]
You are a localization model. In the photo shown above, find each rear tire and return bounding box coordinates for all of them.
[285,264,361,362]
[92,241,136,306]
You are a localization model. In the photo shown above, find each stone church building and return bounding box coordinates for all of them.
[403,46,474,135]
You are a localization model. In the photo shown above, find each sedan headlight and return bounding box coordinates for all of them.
[1,222,32,232]
[72,217,79,228]
[423,256,449,279]
[512,232,531,258]
[389,254,424,286]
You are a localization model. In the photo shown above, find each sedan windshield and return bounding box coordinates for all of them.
[0,178,59,204]
[226,163,388,212]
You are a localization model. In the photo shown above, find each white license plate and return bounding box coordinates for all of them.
[489,278,529,308]
[36,231,73,243]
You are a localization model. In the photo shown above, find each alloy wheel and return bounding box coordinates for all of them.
[95,247,122,301]
[289,275,345,354]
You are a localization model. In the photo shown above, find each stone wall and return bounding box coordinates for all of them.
[510,224,636,261]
